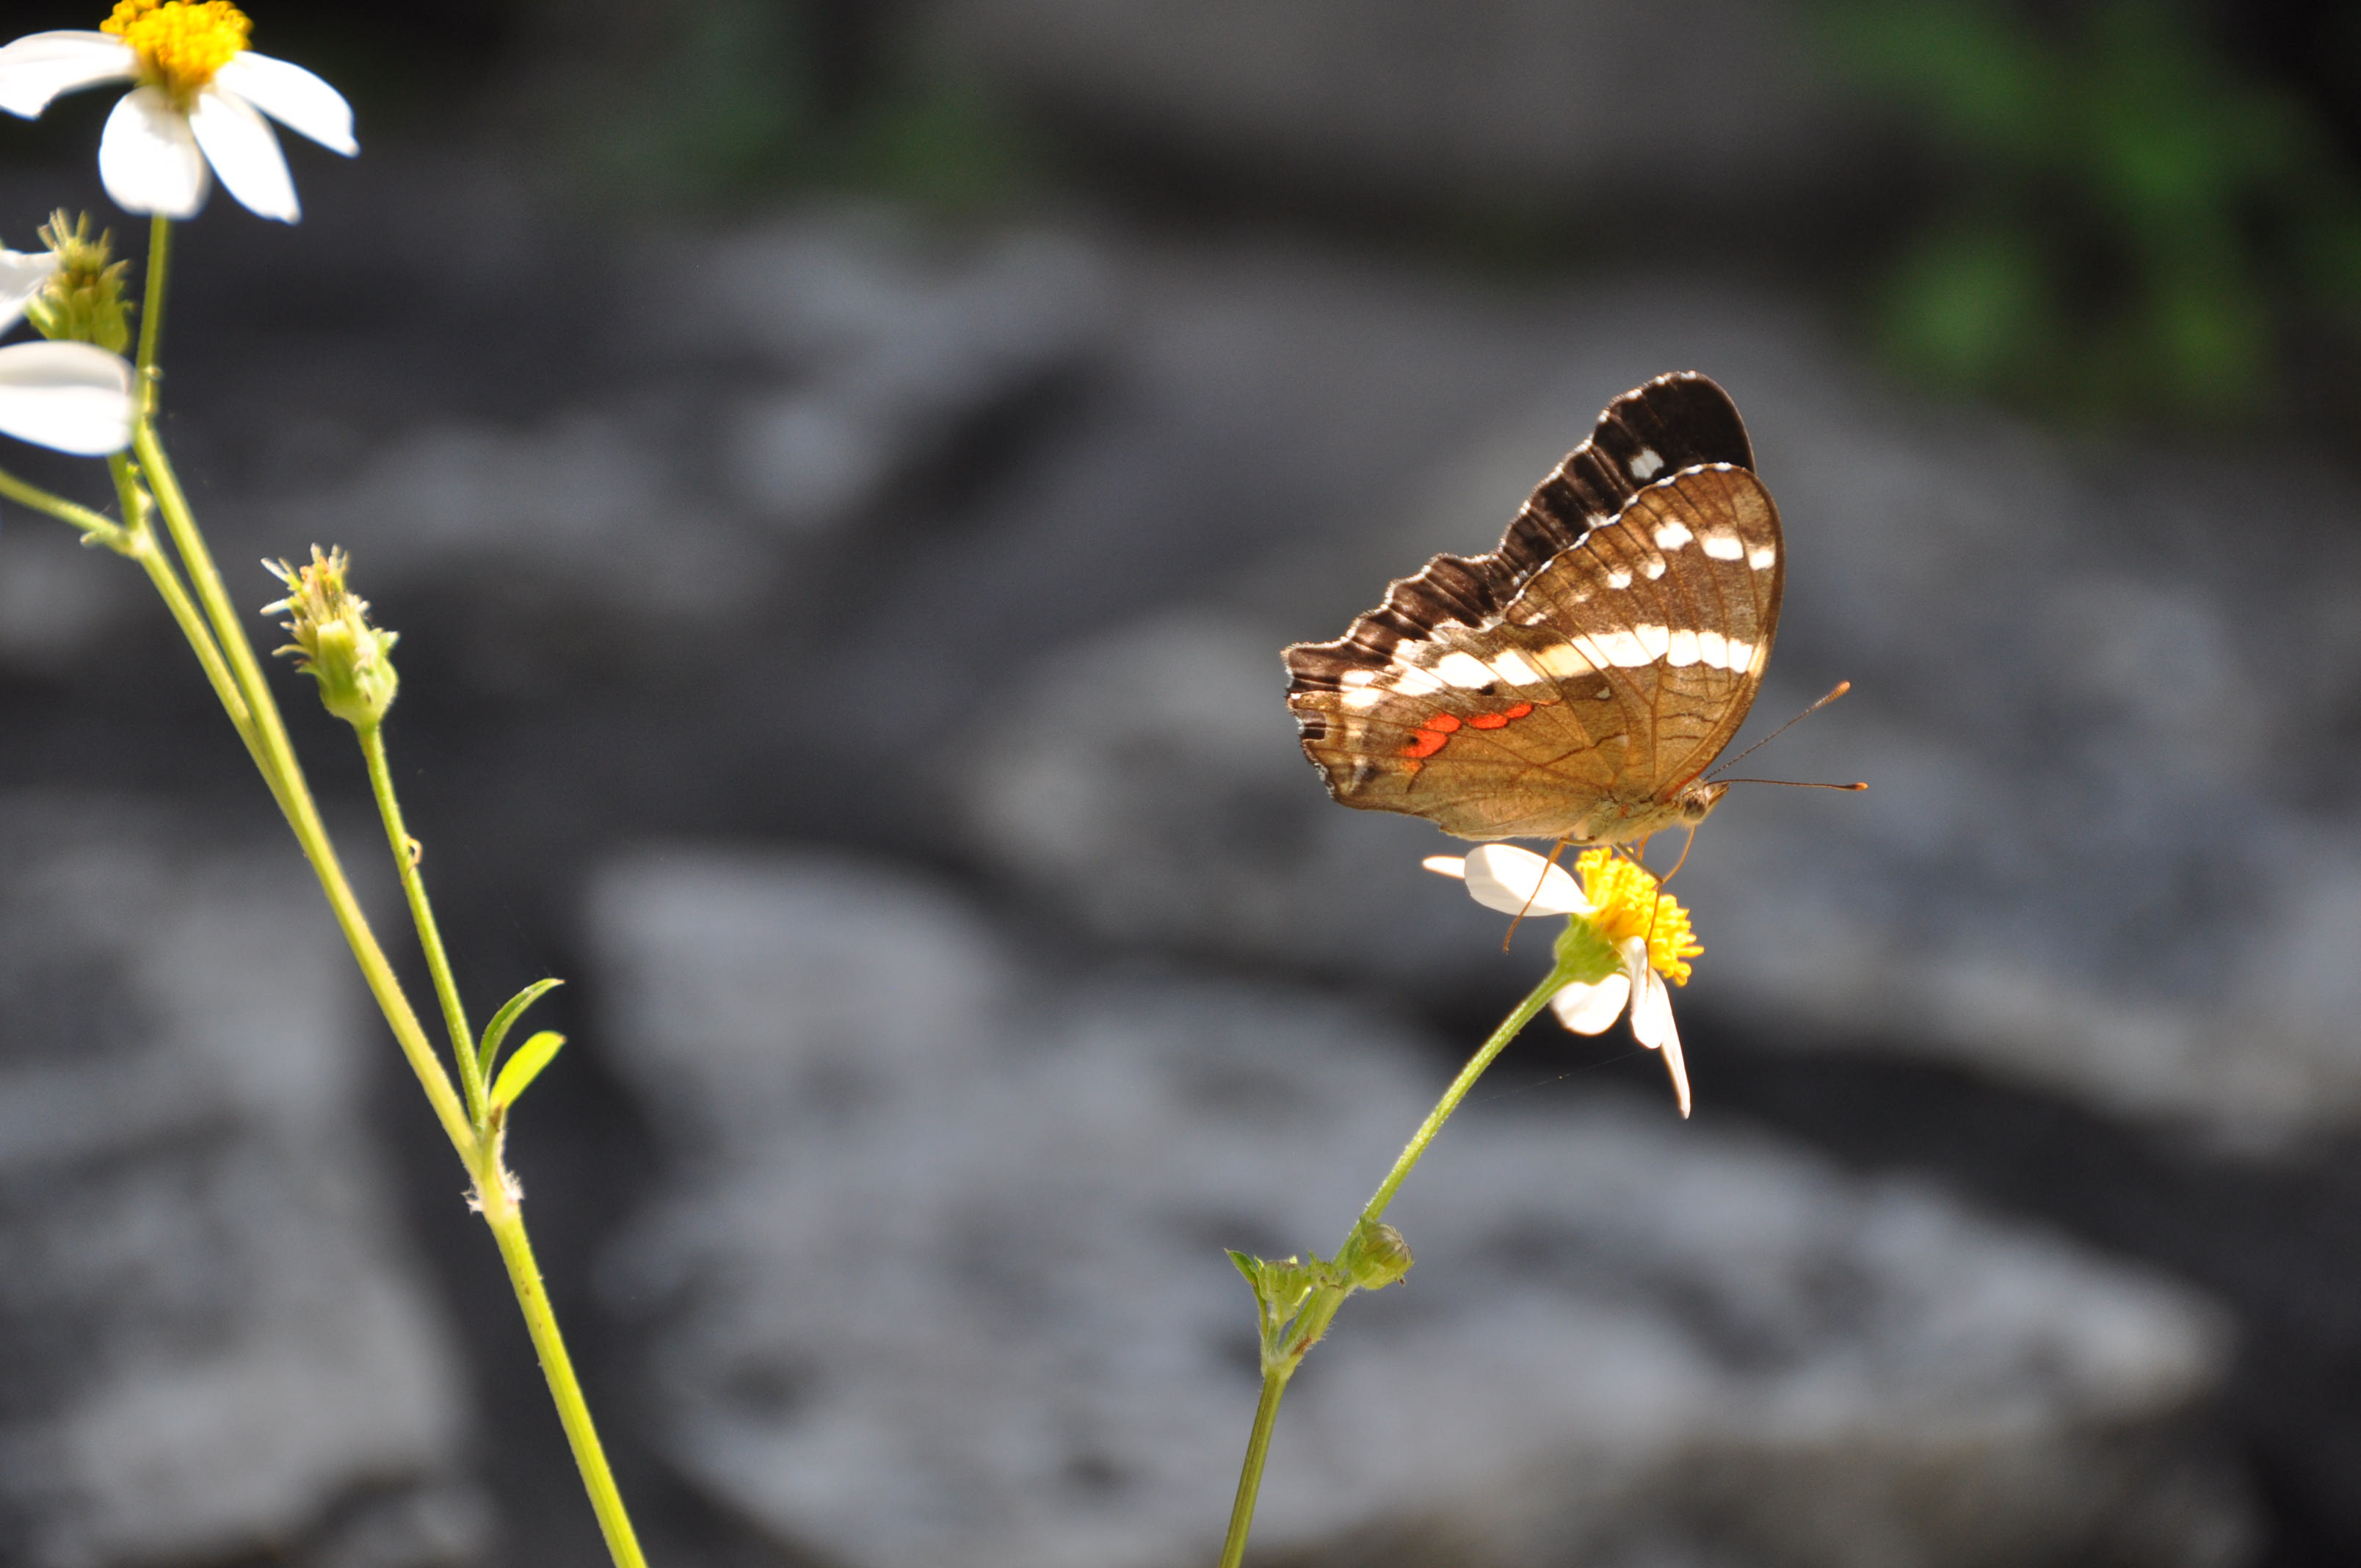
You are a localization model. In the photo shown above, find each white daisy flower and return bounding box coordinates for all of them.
[0,1,357,224]
[1426,842,1700,1117]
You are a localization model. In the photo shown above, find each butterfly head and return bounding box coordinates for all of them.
[1674,780,1727,827]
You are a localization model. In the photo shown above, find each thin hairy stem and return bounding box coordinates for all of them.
[136,212,168,412]
[1360,968,1562,1222]
[1215,1374,1289,1568]
[360,724,487,1122]
[0,463,128,549]
[481,1191,650,1568]
[1216,965,1565,1565]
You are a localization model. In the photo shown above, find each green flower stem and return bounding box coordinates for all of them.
[0,464,129,550]
[1214,964,1566,1568]
[133,417,475,1157]
[482,1188,651,1568]
[1357,968,1564,1224]
[358,722,487,1122]
[101,451,260,753]
[1215,1371,1288,1568]
[117,217,650,1568]
[135,213,168,413]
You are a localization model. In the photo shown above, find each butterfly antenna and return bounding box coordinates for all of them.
[1503,834,1575,951]
[1708,680,1854,780]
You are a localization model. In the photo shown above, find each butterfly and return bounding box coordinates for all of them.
[1284,371,1782,846]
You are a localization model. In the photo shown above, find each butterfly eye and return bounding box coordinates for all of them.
[1676,782,1728,825]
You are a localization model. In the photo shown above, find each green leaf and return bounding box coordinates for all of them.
[477,977,565,1079]
[1228,1249,1263,1292]
[489,1030,566,1113]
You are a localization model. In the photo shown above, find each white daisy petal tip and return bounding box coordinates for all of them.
[213,52,356,156]
[0,32,136,119]
[0,248,61,335]
[1461,843,1591,918]
[190,84,299,222]
[1623,959,1691,1117]
[1421,854,1468,879]
[0,341,136,455]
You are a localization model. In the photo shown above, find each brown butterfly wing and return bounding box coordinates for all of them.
[1285,459,1782,842]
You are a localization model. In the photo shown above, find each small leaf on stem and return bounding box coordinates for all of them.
[490,1029,565,1113]
[479,976,564,1079]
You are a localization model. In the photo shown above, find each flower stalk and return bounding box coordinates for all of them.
[0,40,646,1556]
[1216,842,1703,1567]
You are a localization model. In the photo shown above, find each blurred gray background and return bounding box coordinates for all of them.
[1,1,2359,1564]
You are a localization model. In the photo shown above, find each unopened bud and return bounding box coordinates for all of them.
[264,545,399,728]
[1341,1220,1413,1292]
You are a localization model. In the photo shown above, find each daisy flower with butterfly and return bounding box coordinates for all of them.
[1426,840,1704,1114]
[1219,373,1857,1568]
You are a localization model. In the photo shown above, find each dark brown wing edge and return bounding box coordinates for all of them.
[1285,371,1756,746]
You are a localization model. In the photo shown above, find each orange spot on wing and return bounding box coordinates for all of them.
[1465,700,1538,732]
[1399,701,1542,756]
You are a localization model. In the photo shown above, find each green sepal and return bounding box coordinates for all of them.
[1551,915,1621,987]
[1230,1250,1322,1335]
[478,977,564,1079]
[489,1030,565,1112]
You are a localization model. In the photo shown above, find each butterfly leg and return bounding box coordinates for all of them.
[1502,832,1578,951]
[1661,824,1700,883]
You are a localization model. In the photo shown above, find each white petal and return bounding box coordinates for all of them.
[190,85,298,222]
[1462,843,1592,917]
[1551,973,1631,1035]
[101,87,209,218]
[0,248,59,336]
[1620,939,1661,1040]
[0,32,134,118]
[1627,960,1691,1119]
[213,52,355,155]
[0,341,135,454]
[1421,854,1468,879]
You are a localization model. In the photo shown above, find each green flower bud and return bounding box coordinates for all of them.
[264,545,399,729]
[1341,1220,1413,1292]
[26,211,132,356]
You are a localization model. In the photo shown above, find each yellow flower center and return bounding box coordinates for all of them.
[1575,849,1703,986]
[102,0,250,100]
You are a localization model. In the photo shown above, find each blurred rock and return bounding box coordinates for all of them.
[0,521,143,679]
[958,608,1506,984]
[263,411,762,648]
[951,277,2361,1142]
[930,0,1849,210]
[588,846,2253,1568]
[248,206,1108,683]
[0,799,480,1568]
[645,207,1109,534]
